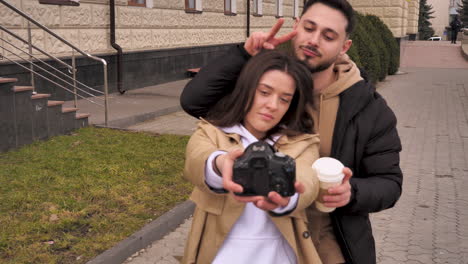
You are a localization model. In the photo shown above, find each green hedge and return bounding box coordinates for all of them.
[351,13,381,84]
[349,12,400,83]
[366,14,400,75]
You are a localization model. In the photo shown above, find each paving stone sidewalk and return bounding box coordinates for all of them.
[124,42,468,264]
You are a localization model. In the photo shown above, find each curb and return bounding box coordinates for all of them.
[461,43,468,61]
[86,200,195,264]
[94,105,183,128]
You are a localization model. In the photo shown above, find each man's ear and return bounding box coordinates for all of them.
[293,17,300,30]
[340,39,352,55]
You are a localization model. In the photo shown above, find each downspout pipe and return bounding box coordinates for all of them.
[110,0,125,94]
[246,0,250,37]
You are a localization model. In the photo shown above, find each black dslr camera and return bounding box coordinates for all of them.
[233,141,296,197]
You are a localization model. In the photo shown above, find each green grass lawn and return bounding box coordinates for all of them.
[0,127,192,263]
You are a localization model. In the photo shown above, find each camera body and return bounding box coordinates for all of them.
[233,141,296,197]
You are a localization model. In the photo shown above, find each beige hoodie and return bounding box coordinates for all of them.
[309,54,363,157]
[307,54,363,264]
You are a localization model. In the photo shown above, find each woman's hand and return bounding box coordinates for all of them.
[216,149,264,203]
[254,182,305,211]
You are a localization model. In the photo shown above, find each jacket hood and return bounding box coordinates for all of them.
[320,53,363,99]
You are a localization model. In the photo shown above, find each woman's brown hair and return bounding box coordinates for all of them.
[207,50,314,138]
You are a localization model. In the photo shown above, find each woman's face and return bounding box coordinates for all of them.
[243,70,296,139]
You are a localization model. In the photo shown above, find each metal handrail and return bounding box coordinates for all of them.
[0,35,105,97]
[0,0,109,126]
[1,43,105,102]
[1,53,105,107]
[0,25,73,72]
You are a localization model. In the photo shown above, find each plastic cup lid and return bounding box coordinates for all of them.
[312,157,345,182]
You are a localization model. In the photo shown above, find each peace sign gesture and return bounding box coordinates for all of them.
[244,18,297,56]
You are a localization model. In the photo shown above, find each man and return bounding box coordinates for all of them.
[450,16,462,44]
[180,0,403,263]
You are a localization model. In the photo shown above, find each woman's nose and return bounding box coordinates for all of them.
[266,97,279,110]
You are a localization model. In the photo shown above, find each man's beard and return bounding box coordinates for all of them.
[297,45,339,73]
[304,58,334,73]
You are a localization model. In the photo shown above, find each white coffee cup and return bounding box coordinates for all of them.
[312,157,345,213]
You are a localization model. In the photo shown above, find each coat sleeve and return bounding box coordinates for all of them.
[180,45,251,119]
[294,141,321,213]
[341,97,403,214]
[273,136,321,217]
[184,126,228,195]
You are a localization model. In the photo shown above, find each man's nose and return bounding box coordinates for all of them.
[307,31,320,46]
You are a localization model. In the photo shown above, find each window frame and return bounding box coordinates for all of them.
[128,0,146,7]
[224,0,237,16]
[38,0,79,6]
[253,0,263,17]
[185,0,203,14]
[276,0,283,18]
[293,0,299,19]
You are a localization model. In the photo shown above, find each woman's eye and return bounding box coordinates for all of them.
[259,90,269,95]
[304,27,313,32]
[280,97,290,103]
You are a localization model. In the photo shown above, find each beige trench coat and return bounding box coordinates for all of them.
[181,120,323,264]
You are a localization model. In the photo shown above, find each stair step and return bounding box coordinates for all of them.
[31,93,51,100]
[47,100,65,107]
[76,113,91,119]
[0,77,18,84]
[13,86,34,93]
[62,107,78,113]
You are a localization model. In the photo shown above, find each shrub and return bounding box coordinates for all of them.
[347,43,362,69]
[365,15,390,81]
[351,13,381,84]
[366,14,400,75]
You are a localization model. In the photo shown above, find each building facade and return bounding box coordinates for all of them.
[349,0,419,39]
[0,0,420,96]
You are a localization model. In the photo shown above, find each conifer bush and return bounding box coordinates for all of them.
[366,14,400,75]
[351,13,381,84]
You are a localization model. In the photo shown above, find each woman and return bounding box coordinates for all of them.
[181,50,322,264]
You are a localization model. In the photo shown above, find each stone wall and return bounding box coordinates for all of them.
[349,0,419,38]
[0,0,300,59]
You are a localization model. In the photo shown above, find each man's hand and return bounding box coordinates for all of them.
[322,167,353,208]
[254,182,305,211]
[244,18,297,56]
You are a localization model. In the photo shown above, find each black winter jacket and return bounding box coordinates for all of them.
[180,45,403,264]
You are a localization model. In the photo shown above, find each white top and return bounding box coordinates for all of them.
[204,124,298,264]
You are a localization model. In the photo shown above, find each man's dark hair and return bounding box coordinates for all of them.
[207,50,314,138]
[302,0,356,35]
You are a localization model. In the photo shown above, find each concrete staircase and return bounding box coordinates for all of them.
[0,77,90,153]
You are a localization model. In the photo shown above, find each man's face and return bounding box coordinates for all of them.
[292,3,352,73]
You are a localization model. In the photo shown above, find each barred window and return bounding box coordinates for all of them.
[276,0,283,18]
[38,0,79,6]
[128,0,145,7]
[253,0,263,16]
[293,0,299,18]
[186,0,203,13]
[225,0,237,16]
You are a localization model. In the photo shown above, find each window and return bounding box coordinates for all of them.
[186,0,202,13]
[276,0,283,18]
[293,0,299,18]
[128,0,145,7]
[225,0,237,16]
[253,0,263,16]
[38,0,79,6]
